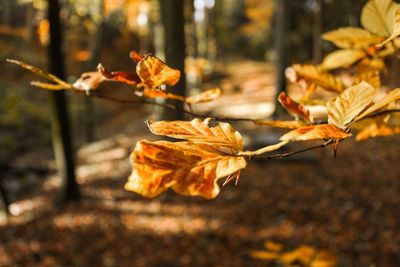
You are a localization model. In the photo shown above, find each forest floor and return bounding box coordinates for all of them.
[1,62,399,267]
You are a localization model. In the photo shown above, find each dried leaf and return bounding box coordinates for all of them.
[280,124,351,142]
[186,88,222,104]
[72,71,105,91]
[322,49,366,70]
[147,118,244,153]
[136,55,181,89]
[322,27,384,49]
[327,81,376,129]
[361,0,399,36]
[356,88,400,120]
[380,6,400,45]
[288,64,345,93]
[353,70,381,89]
[129,50,143,63]
[124,140,246,199]
[253,120,306,129]
[356,122,400,140]
[278,92,313,123]
[140,88,186,102]
[97,64,141,86]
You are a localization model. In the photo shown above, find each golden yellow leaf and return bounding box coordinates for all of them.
[353,70,381,89]
[356,88,400,120]
[281,246,316,266]
[250,250,280,261]
[253,120,306,129]
[361,0,399,36]
[136,55,181,89]
[327,81,376,129]
[288,64,345,93]
[356,122,400,141]
[278,92,313,123]
[147,118,244,153]
[264,241,283,252]
[280,124,351,142]
[322,49,366,70]
[124,140,246,199]
[186,88,222,104]
[380,6,400,45]
[322,27,383,49]
[140,88,186,102]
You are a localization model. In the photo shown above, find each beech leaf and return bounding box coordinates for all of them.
[322,27,384,49]
[136,55,181,89]
[280,124,351,142]
[147,118,244,153]
[186,88,222,104]
[355,88,400,120]
[379,7,400,46]
[322,49,366,70]
[278,92,313,123]
[287,64,345,93]
[124,140,246,199]
[327,81,376,129]
[361,0,398,36]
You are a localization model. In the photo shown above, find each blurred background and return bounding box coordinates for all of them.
[0,0,399,266]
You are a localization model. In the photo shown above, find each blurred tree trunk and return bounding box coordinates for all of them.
[0,179,10,215]
[312,0,322,63]
[159,0,187,120]
[273,0,291,118]
[48,0,79,202]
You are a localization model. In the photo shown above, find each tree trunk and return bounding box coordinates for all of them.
[48,0,79,202]
[273,0,291,118]
[159,0,187,120]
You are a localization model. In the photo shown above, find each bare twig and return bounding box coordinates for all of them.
[253,139,335,159]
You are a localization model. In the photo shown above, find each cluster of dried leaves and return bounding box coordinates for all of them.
[7,0,400,202]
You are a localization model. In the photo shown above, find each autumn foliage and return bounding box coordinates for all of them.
[7,0,400,205]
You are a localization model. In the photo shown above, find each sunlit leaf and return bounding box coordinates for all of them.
[186,88,222,104]
[287,64,345,93]
[147,118,244,153]
[356,122,400,141]
[278,92,313,123]
[322,27,383,49]
[327,81,376,129]
[136,55,181,89]
[280,124,351,142]
[353,70,380,89]
[356,88,400,120]
[253,120,306,129]
[322,49,366,70]
[380,7,400,45]
[361,0,399,36]
[124,140,246,199]
[140,88,186,102]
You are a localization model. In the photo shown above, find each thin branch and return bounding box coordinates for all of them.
[90,92,255,122]
[253,139,335,159]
